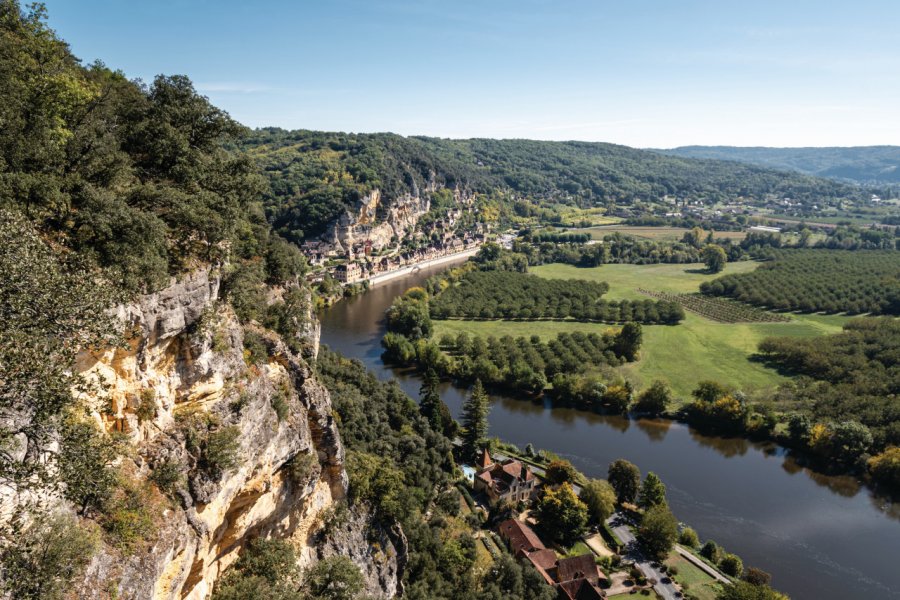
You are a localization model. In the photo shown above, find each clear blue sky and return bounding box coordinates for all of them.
[43,0,900,147]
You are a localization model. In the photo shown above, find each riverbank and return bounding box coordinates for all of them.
[318,255,900,600]
[364,246,480,288]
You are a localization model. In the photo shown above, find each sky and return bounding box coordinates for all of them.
[42,0,900,148]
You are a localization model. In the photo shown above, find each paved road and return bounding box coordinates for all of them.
[607,513,681,600]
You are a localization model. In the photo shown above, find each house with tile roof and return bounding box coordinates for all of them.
[473,449,537,506]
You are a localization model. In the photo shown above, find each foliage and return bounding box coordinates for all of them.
[544,459,579,485]
[720,553,744,577]
[701,249,900,315]
[99,478,156,551]
[679,526,700,548]
[702,244,728,273]
[204,426,242,476]
[302,555,366,600]
[640,289,791,323]
[867,447,900,490]
[637,503,678,560]
[608,459,641,504]
[57,418,119,516]
[345,450,405,521]
[758,317,900,454]
[0,211,119,492]
[386,289,433,340]
[460,380,490,462]
[633,380,673,415]
[579,479,617,524]
[245,129,869,246]
[534,483,588,545]
[0,511,98,600]
[716,580,789,600]
[212,538,302,600]
[430,270,683,324]
[418,369,455,439]
[0,1,271,293]
[638,472,667,509]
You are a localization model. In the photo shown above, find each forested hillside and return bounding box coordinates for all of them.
[0,2,304,295]
[661,145,900,186]
[242,128,871,242]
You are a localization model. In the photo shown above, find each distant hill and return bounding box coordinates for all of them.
[243,129,872,242]
[659,146,900,186]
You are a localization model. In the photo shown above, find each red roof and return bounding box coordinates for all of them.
[558,578,605,600]
[497,519,545,556]
[477,449,493,469]
[557,554,604,584]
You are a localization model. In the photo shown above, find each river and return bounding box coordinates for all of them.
[319,259,900,600]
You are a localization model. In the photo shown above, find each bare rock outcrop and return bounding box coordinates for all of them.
[65,270,400,599]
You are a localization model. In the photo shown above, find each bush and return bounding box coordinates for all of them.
[204,426,241,476]
[150,458,184,499]
[136,389,157,423]
[0,512,98,600]
[100,479,156,550]
[286,452,318,484]
[720,553,744,577]
[57,419,118,515]
[271,381,291,421]
[242,329,269,365]
[679,526,700,548]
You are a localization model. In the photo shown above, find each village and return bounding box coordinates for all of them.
[457,446,734,600]
[299,195,489,286]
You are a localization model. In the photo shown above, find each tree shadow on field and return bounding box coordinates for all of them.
[684,267,713,275]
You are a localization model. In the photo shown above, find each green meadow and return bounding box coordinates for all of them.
[433,261,851,400]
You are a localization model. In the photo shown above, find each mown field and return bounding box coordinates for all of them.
[433,261,851,400]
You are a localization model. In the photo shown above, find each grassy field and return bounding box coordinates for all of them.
[570,225,747,242]
[434,261,851,399]
[664,554,723,600]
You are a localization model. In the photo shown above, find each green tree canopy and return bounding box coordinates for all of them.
[637,503,678,560]
[608,459,641,505]
[579,479,617,524]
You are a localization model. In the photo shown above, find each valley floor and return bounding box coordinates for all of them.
[433,261,851,399]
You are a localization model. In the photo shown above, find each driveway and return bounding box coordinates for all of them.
[607,513,681,600]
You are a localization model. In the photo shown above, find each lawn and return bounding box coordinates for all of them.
[664,554,723,600]
[434,262,851,399]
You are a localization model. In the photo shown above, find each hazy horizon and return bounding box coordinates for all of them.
[43,0,900,148]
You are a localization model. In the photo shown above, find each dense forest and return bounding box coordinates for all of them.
[661,145,900,186]
[430,271,684,324]
[241,128,872,243]
[701,249,900,314]
[0,2,312,296]
[315,349,557,600]
[758,318,899,481]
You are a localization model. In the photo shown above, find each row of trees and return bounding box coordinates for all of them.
[701,249,900,315]
[385,325,644,396]
[430,271,684,324]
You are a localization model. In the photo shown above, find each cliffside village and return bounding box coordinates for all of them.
[469,450,608,600]
[301,200,487,285]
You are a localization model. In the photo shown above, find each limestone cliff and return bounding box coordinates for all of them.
[327,189,431,254]
[67,269,401,599]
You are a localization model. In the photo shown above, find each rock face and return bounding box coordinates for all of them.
[69,270,401,599]
[326,189,431,254]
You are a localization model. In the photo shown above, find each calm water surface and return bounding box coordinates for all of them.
[320,261,900,600]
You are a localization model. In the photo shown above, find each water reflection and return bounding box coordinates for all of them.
[319,259,900,600]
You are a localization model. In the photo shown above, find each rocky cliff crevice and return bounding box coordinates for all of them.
[67,269,400,599]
